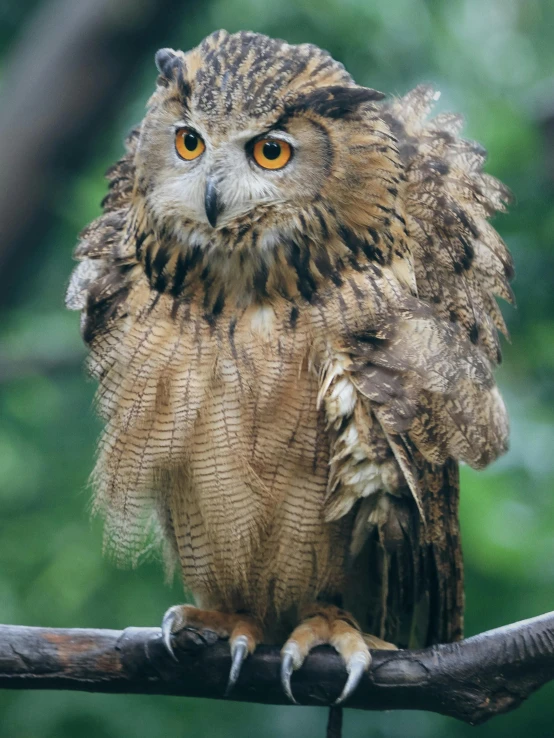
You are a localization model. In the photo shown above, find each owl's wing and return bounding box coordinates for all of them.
[348,453,463,648]
[65,127,140,341]
[66,128,168,566]
[382,84,514,362]
[322,87,512,646]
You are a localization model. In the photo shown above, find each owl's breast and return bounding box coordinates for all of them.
[164,300,349,619]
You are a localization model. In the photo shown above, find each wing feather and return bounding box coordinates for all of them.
[326,87,512,645]
[348,452,463,647]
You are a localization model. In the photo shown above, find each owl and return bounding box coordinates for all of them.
[66,30,513,705]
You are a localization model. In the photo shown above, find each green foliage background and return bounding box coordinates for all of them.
[1,0,554,735]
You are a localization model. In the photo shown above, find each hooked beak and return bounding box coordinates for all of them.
[204,176,222,228]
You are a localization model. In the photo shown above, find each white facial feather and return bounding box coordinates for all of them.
[149,130,291,233]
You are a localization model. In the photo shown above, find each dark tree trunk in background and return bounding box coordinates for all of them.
[0,0,200,305]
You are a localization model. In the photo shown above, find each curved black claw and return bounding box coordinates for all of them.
[161,607,181,662]
[333,652,369,705]
[225,635,249,696]
[280,644,300,704]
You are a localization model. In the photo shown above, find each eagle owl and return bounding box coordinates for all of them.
[66,30,513,703]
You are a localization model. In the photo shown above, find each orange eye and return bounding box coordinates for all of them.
[175,128,205,161]
[252,138,292,170]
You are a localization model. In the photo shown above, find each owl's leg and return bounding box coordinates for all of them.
[280,603,396,705]
[161,604,262,694]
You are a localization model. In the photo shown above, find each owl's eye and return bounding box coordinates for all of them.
[175,128,205,161]
[252,138,292,170]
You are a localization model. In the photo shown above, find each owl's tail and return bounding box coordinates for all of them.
[326,706,343,738]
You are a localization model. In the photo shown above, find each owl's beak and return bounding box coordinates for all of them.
[204,177,222,228]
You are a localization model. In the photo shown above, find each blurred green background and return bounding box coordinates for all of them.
[1,0,553,736]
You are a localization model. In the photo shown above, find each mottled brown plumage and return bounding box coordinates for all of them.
[67,30,512,698]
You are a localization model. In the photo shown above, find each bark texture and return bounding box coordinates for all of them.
[1,612,553,724]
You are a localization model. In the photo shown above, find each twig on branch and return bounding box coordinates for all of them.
[1,612,553,724]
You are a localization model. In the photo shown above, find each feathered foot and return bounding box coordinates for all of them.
[280,603,397,705]
[161,604,262,695]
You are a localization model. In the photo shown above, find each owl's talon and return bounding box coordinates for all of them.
[334,651,370,705]
[280,605,381,704]
[161,607,180,661]
[225,635,249,696]
[280,647,299,704]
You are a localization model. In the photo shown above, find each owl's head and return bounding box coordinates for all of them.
[133,31,398,257]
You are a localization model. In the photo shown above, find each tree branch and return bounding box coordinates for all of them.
[1,612,553,724]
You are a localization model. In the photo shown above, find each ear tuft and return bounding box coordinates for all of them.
[289,85,385,119]
[155,48,180,81]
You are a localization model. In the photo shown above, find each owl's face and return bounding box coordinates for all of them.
[134,31,390,252]
[141,91,331,235]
